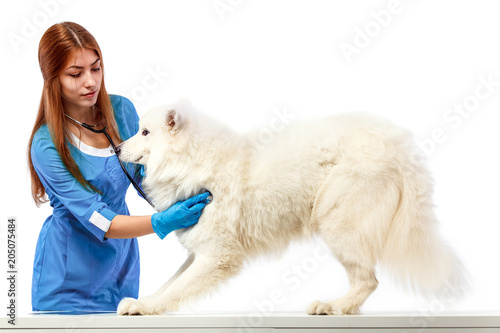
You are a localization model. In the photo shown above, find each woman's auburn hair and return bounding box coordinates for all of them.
[28,22,122,206]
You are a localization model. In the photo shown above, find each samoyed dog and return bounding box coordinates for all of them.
[116,100,466,316]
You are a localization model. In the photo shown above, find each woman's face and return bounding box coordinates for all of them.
[59,47,102,113]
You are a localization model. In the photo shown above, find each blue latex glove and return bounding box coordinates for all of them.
[151,192,211,239]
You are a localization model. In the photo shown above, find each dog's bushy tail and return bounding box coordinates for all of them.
[381,150,469,303]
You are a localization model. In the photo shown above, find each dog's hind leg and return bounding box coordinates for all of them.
[118,253,243,315]
[307,261,378,315]
[307,166,399,315]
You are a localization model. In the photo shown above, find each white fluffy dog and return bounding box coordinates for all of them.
[116,100,466,316]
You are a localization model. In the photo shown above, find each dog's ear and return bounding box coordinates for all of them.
[166,108,183,135]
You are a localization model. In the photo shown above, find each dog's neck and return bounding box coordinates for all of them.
[144,135,250,211]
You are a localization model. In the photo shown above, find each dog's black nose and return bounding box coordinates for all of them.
[114,143,122,156]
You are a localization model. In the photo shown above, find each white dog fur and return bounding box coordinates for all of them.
[116,100,466,316]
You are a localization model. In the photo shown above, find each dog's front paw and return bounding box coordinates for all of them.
[118,297,167,315]
[117,298,136,315]
[117,298,157,316]
[118,298,146,315]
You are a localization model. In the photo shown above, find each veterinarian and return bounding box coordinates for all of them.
[27,22,209,312]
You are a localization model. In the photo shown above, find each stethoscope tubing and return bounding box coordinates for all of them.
[65,114,156,209]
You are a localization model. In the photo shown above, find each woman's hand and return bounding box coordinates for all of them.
[151,192,211,239]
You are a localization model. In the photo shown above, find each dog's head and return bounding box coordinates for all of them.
[118,100,223,209]
[117,100,193,168]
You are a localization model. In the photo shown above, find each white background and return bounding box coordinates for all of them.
[1,0,499,318]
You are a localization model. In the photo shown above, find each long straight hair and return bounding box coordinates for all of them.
[28,22,122,206]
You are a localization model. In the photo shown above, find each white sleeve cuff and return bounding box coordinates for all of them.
[89,211,112,232]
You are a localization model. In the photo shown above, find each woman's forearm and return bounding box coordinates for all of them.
[105,215,154,239]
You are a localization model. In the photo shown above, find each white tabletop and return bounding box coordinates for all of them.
[2,311,500,332]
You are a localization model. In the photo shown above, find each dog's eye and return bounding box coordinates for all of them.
[142,129,150,136]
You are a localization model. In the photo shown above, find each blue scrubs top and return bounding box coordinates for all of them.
[31,95,141,312]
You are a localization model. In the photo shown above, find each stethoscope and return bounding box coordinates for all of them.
[64,112,156,209]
